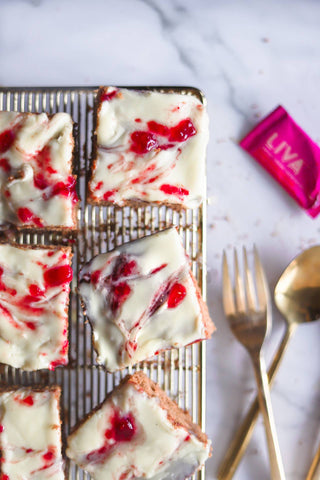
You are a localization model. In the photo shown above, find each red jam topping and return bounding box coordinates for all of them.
[86,445,108,464]
[32,145,78,204]
[32,145,60,196]
[103,190,115,201]
[101,89,118,102]
[29,284,45,297]
[86,256,138,313]
[110,282,131,313]
[0,158,11,173]
[25,321,37,330]
[112,258,138,281]
[31,446,56,472]
[150,263,167,275]
[86,410,136,464]
[0,425,4,433]
[119,471,135,480]
[43,449,55,462]
[14,394,34,406]
[160,184,189,197]
[167,283,187,308]
[60,339,68,356]
[129,118,196,156]
[15,295,45,316]
[147,121,170,137]
[125,340,138,356]
[48,358,67,371]
[51,176,77,201]
[34,173,49,190]
[90,269,102,285]
[131,164,156,184]
[44,265,73,287]
[0,303,19,329]
[130,131,158,155]
[168,118,196,142]
[17,208,44,227]
[107,411,136,442]
[107,256,139,313]
[0,474,9,480]
[0,129,15,154]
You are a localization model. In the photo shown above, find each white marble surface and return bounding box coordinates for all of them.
[1,0,320,479]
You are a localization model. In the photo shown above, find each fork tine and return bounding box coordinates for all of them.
[243,246,256,311]
[222,251,236,316]
[253,245,270,310]
[234,249,246,312]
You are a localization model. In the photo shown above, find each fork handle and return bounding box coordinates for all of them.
[217,324,296,480]
[252,353,286,480]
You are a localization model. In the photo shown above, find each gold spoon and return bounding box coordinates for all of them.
[276,246,320,480]
[218,245,320,480]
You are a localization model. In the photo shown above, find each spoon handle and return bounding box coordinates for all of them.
[306,442,320,480]
[217,323,296,480]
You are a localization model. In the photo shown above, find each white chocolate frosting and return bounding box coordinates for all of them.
[0,111,77,228]
[0,387,64,479]
[79,228,212,372]
[66,380,210,480]
[0,244,72,370]
[89,87,209,208]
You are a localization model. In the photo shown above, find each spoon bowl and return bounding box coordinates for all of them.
[275,245,320,325]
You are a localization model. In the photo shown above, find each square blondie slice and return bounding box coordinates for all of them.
[0,244,72,370]
[67,371,211,480]
[0,386,64,480]
[0,111,78,229]
[79,227,214,372]
[88,87,209,208]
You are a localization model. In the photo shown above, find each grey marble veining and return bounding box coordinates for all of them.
[1,0,320,479]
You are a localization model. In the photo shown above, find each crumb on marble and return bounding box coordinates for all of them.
[212,215,230,222]
[261,37,270,43]
[250,448,259,456]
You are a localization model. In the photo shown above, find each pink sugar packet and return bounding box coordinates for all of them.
[240,106,320,217]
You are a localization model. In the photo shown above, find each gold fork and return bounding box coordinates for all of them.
[222,247,286,480]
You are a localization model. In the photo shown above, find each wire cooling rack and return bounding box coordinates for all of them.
[0,86,208,480]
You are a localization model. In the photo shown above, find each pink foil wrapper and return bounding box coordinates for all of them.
[240,106,320,217]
